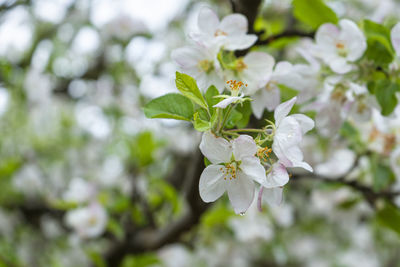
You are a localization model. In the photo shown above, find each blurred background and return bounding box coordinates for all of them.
[1,0,400,266]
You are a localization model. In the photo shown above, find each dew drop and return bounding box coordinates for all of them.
[239,212,245,216]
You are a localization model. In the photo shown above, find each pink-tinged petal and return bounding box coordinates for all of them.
[197,7,219,36]
[224,34,257,50]
[199,131,232,164]
[289,114,315,134]
[315,23,339,53]
[239,157,267,185]
[274,97,297,126]
[391,22,400,56]
[284,146,313,172]
[339,19,366,61]
[232,135,257,159]
[219,13,248,35]
[226,172,255,214]
[199,165,226,202]
[213,96,242,109]
[257,186,264,211]
[264,162,289,188]
[272,141,292,167]
[262,187,283,206]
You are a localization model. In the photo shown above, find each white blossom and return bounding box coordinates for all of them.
[272,97,314,171]
[199,132,268,214]
[189,7,257,51]
[313,19,366,74]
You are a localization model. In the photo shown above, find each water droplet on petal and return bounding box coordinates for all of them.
[239,212,245,216]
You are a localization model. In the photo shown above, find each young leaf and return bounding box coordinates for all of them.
[143,93,194,121]
[235,101,252,129]
[292,0,338,30]
[193,112,211,132]
[376,201,400,237]
[175,72,208,109]
[363,20,394,65]
[205,85,220,110]
[370,80,400,116]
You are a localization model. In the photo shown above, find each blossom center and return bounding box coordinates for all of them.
[198,59,213,73]
[235,59,247,72]
[227,80,246,97]
[220,161,239,180]
[214,29,228,37]
[257,147,272,162]
[88,216,98,226]
[335,41,347,57]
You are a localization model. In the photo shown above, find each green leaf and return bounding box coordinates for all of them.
[193,112,211,132]
[121,254,160,267]
[376,202,400,237]
[175,72,207,109]
[292,0,338,29]
[107,218,124,240]
[370,80,400,116]
[363,20,394,65]
[87,251,106,267]
[225,109,243,129]
[235,101,252,128]
[371,159,395,192]
[204,157,212,167]
[143,93,194,121]
[339,121,364,153]
[205,85,220,111]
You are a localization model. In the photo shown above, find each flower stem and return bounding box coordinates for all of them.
[224,128,266,133]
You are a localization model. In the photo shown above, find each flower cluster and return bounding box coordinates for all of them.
[146,7,400,215]
[199,97,313,214]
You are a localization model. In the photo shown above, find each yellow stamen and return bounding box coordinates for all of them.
[214,29,228,37]
[236,59,247,72]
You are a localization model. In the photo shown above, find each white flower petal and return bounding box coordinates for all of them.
[315,23,339,53]
[226,172,255,214]
[197,7,219,36]
[289,114,315,134]
[224,34,257,50]
[199,165,226,202]
[240,156,267,185]
[329,57,353,74]
[315,149,356,179]
[242,52,275,93]
[199,132,232,164]
[232,135,257,159]
[274,97,297,126]
[213,96,242,108]
[264,86,281,111]
[339,19,366,61]
[219,13,248,35]
[285,146,313,172]
[274,116,303,147]
[390,147,400,178]
[251,90,266,119]
[171,46,203,69]
[262,187,283,206]
[265,162,289,188]
[391,22,400,56]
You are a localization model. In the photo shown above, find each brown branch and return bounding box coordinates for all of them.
[104,150,209,266]
[255,30,314,46]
